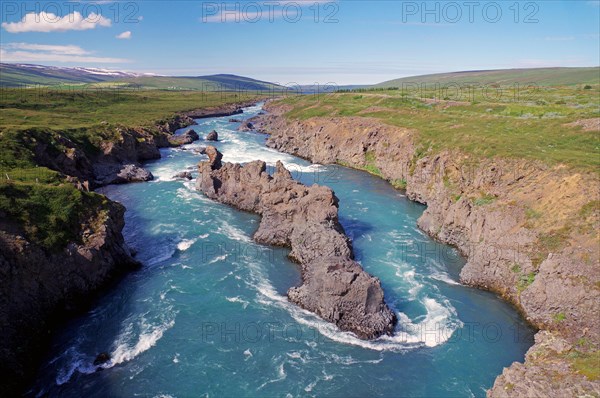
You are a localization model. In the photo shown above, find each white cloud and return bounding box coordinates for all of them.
[2,11,111,33]
[4,43,90,55]
[0,42,129,63]
[116,31,132,40]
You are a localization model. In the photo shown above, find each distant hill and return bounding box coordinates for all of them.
[0,63,145,86]
[374,67,600,88]
[119,74,283,91]
[0,63,283,91]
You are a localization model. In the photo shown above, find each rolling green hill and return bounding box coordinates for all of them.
[375,67,600,88]
[118,74,283,91]
[0,63,284,91]
[0,63,112,86]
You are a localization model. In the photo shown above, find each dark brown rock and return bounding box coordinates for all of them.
[237,122,254,132]
[0,201,139,396]
[196,147,396,339]
[206,130,219,141]
[168,129,200,147]
[173,171,193,180]
[253,102,600,397]
[93,352,111,366]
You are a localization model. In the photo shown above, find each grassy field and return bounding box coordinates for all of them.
[0,89,266,250]
[375,67,600,88]
[281,83,600,171]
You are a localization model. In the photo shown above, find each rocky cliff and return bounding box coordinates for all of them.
[251,102,600,397]
[0,200,139,396]
[195,146,397,339]
[31,113,198,188]
[0,100,259,396]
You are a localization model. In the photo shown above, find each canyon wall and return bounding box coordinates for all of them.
[252,103,600,397]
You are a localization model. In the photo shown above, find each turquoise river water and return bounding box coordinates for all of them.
[30,103,534,397]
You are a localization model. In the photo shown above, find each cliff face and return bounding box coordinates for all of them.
[0,201,139,396]
[196,147,397,339]
[253,103,600,397]
[31,114,198,188]
[0,101,257,396]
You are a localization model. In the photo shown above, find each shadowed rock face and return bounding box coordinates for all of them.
[0,201,139,395]
[196,146,396,339]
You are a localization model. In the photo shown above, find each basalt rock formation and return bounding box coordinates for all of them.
[167,128,200,147]
[0,201,139,395]
[0,100,260,396]
[252,101,600,397]
[196,146,397,339]
[205,130,219,141]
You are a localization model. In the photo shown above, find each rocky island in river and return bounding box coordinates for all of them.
[195,146,397,339]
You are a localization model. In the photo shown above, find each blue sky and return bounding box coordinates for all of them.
[1,1,599,84]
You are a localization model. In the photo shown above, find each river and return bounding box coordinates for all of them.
[30,102,534,397]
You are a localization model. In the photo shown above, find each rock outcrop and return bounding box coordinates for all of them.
[196,147,396,339]
[0,100,260,396]
[173,171,193,180]
[205,130,219,141]
[29,100,256,189]
[0,201,139,395]
[237,121,254,132]
[167,128,200,146]
[253,102,600,397]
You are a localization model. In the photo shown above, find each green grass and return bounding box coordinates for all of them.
[517,272,536,292]
[0,89,266,250]
[564,350,600,381]
[473,193,497,206]
[279,81,600,171]
[553,312,566,322]
[0,181,109,250]
[363,151,382,176]
[525,207,543,220]
[391,179,407,189]
[375,67,600,88]
[0,88,262,130]
[579,200,600,218]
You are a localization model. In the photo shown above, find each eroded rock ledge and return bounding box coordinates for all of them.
[195,146,397,339]
[251,102,600,397]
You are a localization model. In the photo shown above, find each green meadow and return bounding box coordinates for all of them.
[0,89,266,249]
[281,83,600,171]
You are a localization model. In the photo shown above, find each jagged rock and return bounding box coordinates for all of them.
[93,163,153,185]
[206,130,219,141]
[237,122,254,132]
[196,147,396,339]
[93,352,111,366]
[193,146,207,155]
[0,201,139,395]
[116,164,153,183]
[173,171,193,180]
[168,129,200,146]
[204,146,223,169]
[254,102,600,397]
[229,118,242,123]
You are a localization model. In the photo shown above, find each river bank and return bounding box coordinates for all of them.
[250,100,600,397]
[28,102,536,397]
[0,98,259,396]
